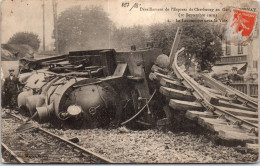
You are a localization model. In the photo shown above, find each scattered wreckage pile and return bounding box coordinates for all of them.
[2,27,258,163]
[149,46,258,152]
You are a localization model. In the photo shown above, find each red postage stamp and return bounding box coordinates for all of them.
[228,9,257,42]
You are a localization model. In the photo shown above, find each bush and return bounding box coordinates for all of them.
[7,32,40,51]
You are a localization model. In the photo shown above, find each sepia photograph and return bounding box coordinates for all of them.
[1,0,259,163]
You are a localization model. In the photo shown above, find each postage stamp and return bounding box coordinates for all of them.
[231,9,257,37]
[225,8,257,44]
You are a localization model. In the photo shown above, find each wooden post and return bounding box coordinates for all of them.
[52,0,59,53]
[247,83,250,96]
[42,0,45,52]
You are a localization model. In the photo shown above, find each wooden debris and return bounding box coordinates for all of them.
[136,120,152,126]
[149,52,259,152]
[218,130,258,144]
[169,99,203,111]
[157,118,170,126]
[163,105,173,120]
[160,86,195,101]
[197,117,227,130]
[153,72,176,81]
[213,94,234,102]
[236,116,258,124]
[203,86,223,95]
[160,78,186,91]
[197,117,246,133]
[246,143,259,153]
[215,106,258,118]
[185,110,215,121]
[216,100,255,111]
[151,65,169,75]
[196,117,258,146]
[234,143,259,154]
[149,72,158,81]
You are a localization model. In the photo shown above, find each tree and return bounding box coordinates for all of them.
[148,20,222,71]
[54,6,115,53]
[149,22,179,55]
[111,26,147,50]
[179,20,222,71]
[7,32,40,51]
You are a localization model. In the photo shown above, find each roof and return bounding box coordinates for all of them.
[211,63,247,75]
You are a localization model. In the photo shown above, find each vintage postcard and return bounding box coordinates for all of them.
[1,0,259,164]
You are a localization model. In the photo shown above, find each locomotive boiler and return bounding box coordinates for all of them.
[17,48,163,129]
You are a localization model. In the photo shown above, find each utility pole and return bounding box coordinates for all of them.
[42,0,46,52]
[52,0,59,53]
[108,24,111,49]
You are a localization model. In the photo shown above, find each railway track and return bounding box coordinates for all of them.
[1,111,114,163]
[2,142,25,163]
[150,48,258,153]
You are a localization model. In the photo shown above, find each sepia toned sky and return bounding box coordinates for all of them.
[1,0,257,49]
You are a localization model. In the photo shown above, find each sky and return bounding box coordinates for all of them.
[1,0,257,50]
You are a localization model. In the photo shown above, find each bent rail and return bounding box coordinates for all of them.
[201,73,258,109]
[172,49,258,133]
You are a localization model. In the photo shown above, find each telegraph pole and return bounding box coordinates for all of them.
[52,0,59,53]
[42,0,46,52]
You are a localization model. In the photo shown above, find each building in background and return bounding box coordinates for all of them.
[214,20,258,77]
[211,21,258,97]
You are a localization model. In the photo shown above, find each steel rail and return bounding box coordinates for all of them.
[5,112,115,163]
[37,128,115,163]
[1,142,25,163]
[201,73,258,109]
[172,49,258,133]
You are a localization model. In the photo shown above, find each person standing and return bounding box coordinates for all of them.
[3,68,20,111]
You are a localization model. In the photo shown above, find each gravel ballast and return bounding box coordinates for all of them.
[2,111,258,163]
[48,127,259,163]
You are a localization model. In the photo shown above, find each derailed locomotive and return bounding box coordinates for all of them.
[17,48,163,129]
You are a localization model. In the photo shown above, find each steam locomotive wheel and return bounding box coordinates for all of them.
[130,89,155,128]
